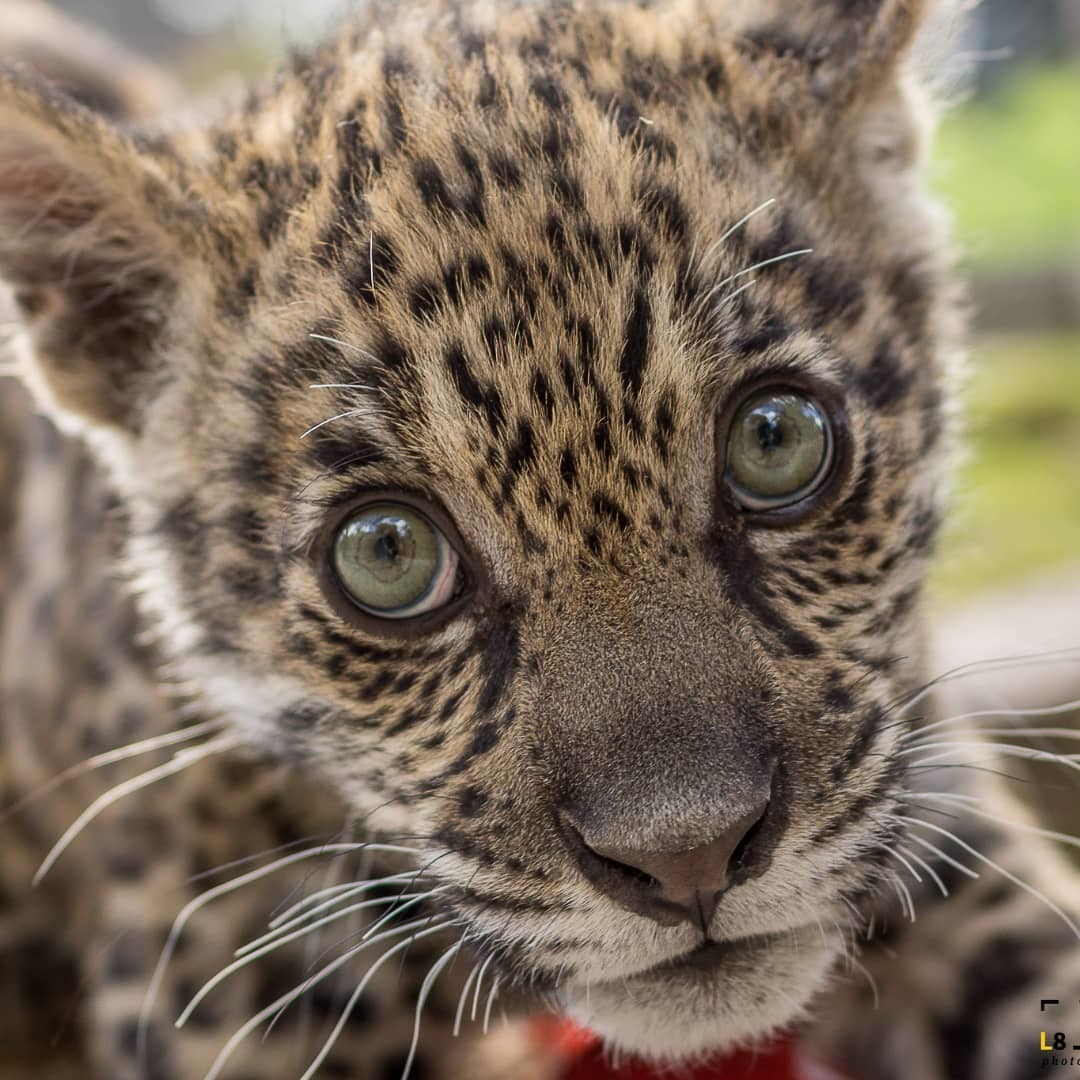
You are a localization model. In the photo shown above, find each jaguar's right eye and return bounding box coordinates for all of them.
[332,502,460,620]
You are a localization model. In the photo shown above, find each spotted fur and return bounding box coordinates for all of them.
[2,2,1078,1078]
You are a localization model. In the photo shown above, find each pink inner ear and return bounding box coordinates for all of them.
[0,159,67,199]
[0,139,97,223]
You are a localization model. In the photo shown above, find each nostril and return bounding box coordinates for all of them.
[585,841,659,891]
[728,802,768,877]
[561,796,772,927]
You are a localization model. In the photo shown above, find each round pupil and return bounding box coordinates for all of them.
[727,391,829,502]
[756,413,785,453]
[372,524,409,575]
[334,505,441,612]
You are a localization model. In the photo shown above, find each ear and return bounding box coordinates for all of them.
[733,0,933,111]
[0,2,180,120]
[0,65,200,432]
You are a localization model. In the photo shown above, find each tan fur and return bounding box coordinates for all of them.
[1,2,1076,1078]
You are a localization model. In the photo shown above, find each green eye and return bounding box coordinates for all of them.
[332,503,460,619]
[725,389,833,511]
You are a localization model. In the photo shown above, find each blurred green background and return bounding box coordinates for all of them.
[30,0,1080,608]
[931,48,1080,605]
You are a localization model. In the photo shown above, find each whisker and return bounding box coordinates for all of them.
[138,841,371,1068]
[905,834,980,881]
[187,832,342,886]
[471,953,495,1022]
[894,648,1080,717]
[897,844,949,898]
[1,720,223,822]
[707,248,814,296]
[202,919,457,1080]
[903,697,1080,745]
[400,941,464,1080]
[300,927,458,1080]
[453,961,482,1037]
[720,277,758,305]
[268,849,428,929]
[266,871,422,934]
[896,814,1080,939]
[34,734,237,886]
[308,332,380,365]
[180,896,441,1027]
[887,847,924,886]
[900,792,1080,852]
[238,889,437,958]
[300,408,370,439]
[902,741,1080,773]
[884,868,916,922]
[696,198,777,268]
[482,975,501,1035]
[360,888,448,942]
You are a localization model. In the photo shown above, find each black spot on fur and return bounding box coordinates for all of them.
[414,158,457,214]
[445,345,504,432]
[637,183,688,241]
[619,289,651,396]
[409,278,443,321]
[855,342,916,412]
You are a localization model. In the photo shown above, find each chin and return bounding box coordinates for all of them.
[558,926,840,1062]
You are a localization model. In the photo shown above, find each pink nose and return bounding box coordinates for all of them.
[565,800,770,928]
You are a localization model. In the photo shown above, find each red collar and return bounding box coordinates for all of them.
[533,1018,849,1080]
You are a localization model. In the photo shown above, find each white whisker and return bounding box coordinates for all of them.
[453,961,482,1037]
[309,332,380,364]
[884,868,916,922]
[300,408,370,439]
[471,952,495,1022]
[901,792,1080,852]
[902,741,1080,773]
[268,860,423,929]
[34,734,237,886]
[139,841,372,1064]
[905,834,980,881]
[401,941,464,1080]
[301,929,459,1080]
[360,888,448,941]
[897,844,949,898]
[2,720,222,822]
[697,198,777,268]
[897,648,1080,716]
[717,198,777,245]
[904,696,1080,745]
[180,895,442,1027]
[896,814,1080,940]
[202,919,456,1080]
[887,847,924,885]
[482,975,501,1035]
[238,890,436,958]
[709,247,814,295]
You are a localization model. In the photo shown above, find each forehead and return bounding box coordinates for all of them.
[185,5,939,564]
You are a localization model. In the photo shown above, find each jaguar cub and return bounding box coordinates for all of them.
[1,1,1078,1078]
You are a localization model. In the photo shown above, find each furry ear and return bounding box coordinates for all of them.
[732,0,932,110]
[0,66,199,431]
[0,2,179,120]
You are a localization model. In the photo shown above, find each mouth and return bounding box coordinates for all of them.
[632,929,786,983]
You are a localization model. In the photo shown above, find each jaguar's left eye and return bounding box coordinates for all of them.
[332,503,460,619]
[724,389,833,512]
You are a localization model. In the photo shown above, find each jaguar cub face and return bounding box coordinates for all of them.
[0,0,958,1061]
